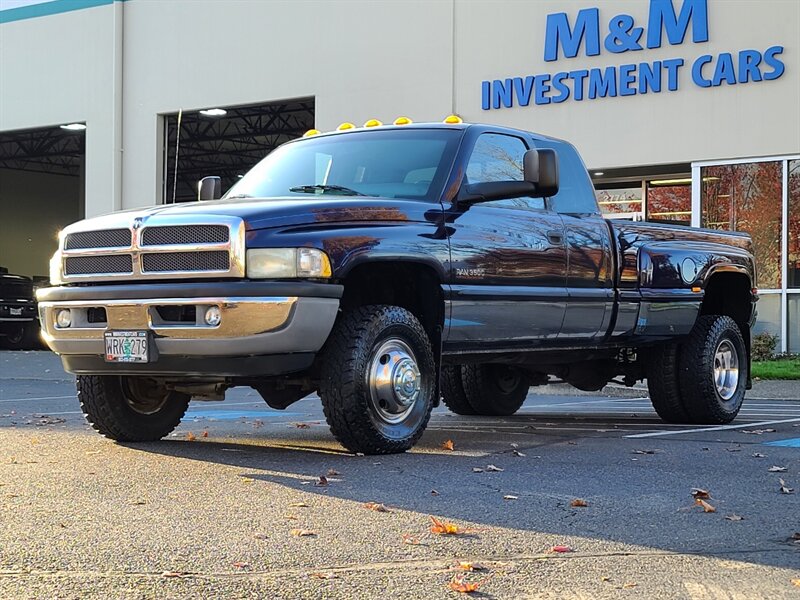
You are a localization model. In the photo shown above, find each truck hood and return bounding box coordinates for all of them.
[64,196,437,233]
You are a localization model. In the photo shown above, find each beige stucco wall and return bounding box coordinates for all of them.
[453,0,800,169]
[1,0,798,216]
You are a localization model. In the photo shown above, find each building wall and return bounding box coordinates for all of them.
[0,169,81,276]
[2,0,797,214]
[454,0,800,169]
[0,2,122,217]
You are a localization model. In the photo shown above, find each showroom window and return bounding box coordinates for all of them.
[694,156,800,353]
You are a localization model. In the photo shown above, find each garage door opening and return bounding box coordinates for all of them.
[162,98,315,204]
[0,124,85,279]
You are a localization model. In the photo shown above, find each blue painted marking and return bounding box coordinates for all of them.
[0,0,124,25]
[764,438,800,448]
[185,409,302,421]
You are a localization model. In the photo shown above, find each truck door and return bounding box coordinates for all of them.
[443,132,568,350]
[532,139,615,340]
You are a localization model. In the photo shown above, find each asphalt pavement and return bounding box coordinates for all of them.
[0,351,798,599]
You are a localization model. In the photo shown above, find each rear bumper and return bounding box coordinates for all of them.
[37,281,342,376]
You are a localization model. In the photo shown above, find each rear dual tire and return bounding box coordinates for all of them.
[647,315,747,424]
[441,364,529,416]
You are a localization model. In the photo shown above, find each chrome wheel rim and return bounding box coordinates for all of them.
[713,339,739,401]
[366,338,421,425]
[122,377,170,415]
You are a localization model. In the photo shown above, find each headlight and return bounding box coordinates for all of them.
[49,251,63,285]
[246,248,332,279]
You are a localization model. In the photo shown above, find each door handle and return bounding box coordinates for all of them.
[546,230,564,245]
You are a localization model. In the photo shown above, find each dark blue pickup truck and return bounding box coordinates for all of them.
[37,120,757,454]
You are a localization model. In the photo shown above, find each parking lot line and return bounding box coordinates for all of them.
[0,395,75,403]
[624,417,800,438]
[763,438,800,447]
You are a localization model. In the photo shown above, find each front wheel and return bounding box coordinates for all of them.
[78,375,190,441]
[678,315,747,424]
[318,305,436,455]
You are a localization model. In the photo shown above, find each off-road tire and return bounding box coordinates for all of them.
[440,365,478,415]
[0,323,39,350]
[647,343,690,423]
[678,315,747,424]
[318,305,436,455]
[77,375,190,442]
[461,364,529,416]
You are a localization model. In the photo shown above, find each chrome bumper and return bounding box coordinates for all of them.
[38,295,339,357]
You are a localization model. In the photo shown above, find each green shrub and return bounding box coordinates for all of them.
[752,332,778,362]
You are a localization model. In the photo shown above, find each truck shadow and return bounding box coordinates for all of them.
[131,420,800,572]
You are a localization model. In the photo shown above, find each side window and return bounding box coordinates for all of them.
[532,139,599,215]
[465,133,545,210]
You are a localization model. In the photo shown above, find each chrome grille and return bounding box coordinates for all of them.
[141,251,230,273]
[59,215,245,282]
[65,229,131,250]
[141,225,228,246]
[65,255,133,275]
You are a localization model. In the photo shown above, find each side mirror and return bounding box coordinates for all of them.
[459,148,560,204]
[198,176,221,201]
[524,148,559,197]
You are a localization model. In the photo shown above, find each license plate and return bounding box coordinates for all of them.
[104,331,149,363]
[9,308,22,316]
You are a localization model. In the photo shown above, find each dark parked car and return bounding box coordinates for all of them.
[0,267,39,349]
[37,120,757,454]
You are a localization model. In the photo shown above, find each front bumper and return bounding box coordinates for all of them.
[0,300,36,323]
[37,281,342,376]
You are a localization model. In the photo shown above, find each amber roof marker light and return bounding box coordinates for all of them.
[443,114,463,124]
[302,129,321,138]
[393,116,413,125]
[337,122,356,131]
[363,119,383,127]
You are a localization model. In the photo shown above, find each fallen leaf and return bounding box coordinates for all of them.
[752,453,766,458]
[130,500,147,506]
[290,529,316,537]
[289,502,309,508]
[402,533,422,545]
[791,579,800,588]
[202,430,209,438]
[442,439,455,451]
[364,502,389,512]
[449,573,489,594]
[724,514,744,521]
[457,561,486,571]
[601,576,612,582]
[695,498,716,512]
[622,582,637,589]
[791,532,800,540]
[551,545,573,553]
[315,476,328,487]
[241,477,254,484]
[430,515,461,535]
[326,469,341,476]
[632,449,658,455]
[779,479,794,494]
[253,533,268,540]
[291,422,311,429]
[768,466,788,472]
[486,464,504,472]
[503,494,519,500]
[512,449,526,457]
[186,432,196,441]
[309,572,339,580]
[161,571,186,578]
[232,562,249,569]
[691,488,711,499]
[431,489,440,496]
[472,468,484,473]
[85,450,101,456]
[570,498,589,507]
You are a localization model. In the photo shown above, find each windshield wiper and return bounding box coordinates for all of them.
[288,184,366,196]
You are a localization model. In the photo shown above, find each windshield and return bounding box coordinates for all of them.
[224,128,462,202]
